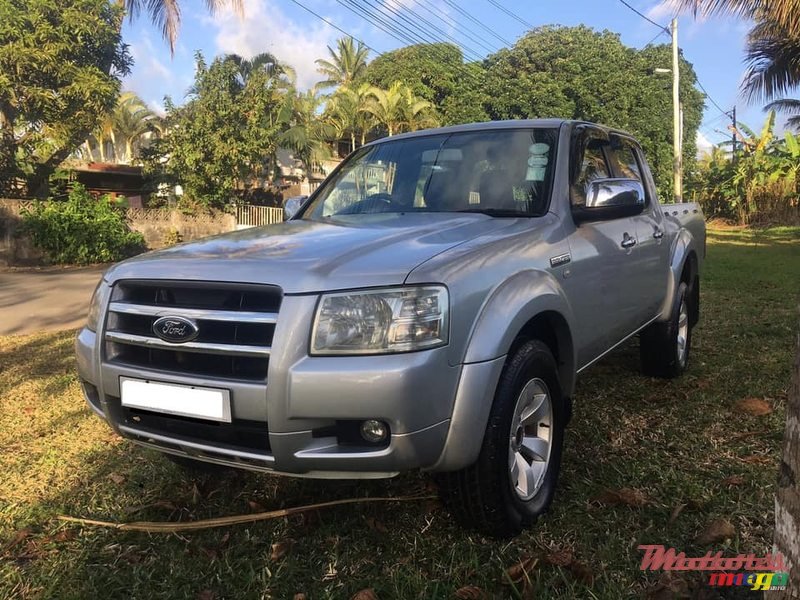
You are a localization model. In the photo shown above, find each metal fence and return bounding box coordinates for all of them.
[235,204,284,228]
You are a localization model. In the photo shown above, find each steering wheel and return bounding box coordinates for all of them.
[364,193,393,208]
[336,193,395,215]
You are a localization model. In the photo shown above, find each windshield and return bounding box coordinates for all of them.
[301,128,558,219]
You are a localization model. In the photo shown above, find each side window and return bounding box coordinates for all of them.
[609,136,657,206]
[611,139,642,181]
[571,137,611,207]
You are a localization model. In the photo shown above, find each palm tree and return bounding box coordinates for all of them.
[766,98,800,129]
[224,52,297,89]
[365,82,437,137]
[673,0,800,36]
[315,37,370,89]
[112,92,162,163]
[401,86,438,132]
[88,111,117,162]
[280,88,337,176]
[674,0,800,143]
[327,83,376,151]
[120,0,244,53]
[83,92,160,163]
[673,1,800,100]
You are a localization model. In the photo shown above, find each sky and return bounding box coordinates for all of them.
[121,0,765,153]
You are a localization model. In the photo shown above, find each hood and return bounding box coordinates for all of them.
[105,213,518,293]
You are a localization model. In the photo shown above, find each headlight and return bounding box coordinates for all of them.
[311,286,449,355]
[86,281,106,332]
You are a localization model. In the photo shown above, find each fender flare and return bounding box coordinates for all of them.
[429,270,577,472]
[659,229,698,321]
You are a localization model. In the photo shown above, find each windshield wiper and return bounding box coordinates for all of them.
[456,208,531,217]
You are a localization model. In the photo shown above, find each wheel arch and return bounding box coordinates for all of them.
[658,229,700,321]
[429,271,576,472]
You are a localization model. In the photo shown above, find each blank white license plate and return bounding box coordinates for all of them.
[120,377,232,423]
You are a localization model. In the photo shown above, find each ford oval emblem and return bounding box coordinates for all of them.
[152,316,199,343]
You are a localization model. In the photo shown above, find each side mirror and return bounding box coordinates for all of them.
[283,195,308,220]
[572,178,645,224]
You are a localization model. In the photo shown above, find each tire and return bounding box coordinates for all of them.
[437,340,566,538]
[639,281,692,378]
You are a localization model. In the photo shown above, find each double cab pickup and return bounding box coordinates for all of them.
[76,120,705,536]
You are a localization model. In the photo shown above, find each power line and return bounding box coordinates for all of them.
[695,78,729,118]
[330,0,486,89]
[413,0,501,55]
[643,27,670,46]
[284,0,384,58]
[616,0,670,34]
[441,0,515,47]
[367,0,487,63]
[484,0,534,30]
[348,0,485,81]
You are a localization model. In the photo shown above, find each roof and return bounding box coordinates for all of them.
[363,119,634,146]
[73,163,143,177]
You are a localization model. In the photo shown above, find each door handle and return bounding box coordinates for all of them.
[621,234,637,249]
[653,229,664,239]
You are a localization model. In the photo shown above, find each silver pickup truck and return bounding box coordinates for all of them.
[76,119,705,537]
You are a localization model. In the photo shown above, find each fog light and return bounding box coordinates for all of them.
[360,419,388,443]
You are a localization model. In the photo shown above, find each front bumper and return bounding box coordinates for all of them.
[76,296,462,478]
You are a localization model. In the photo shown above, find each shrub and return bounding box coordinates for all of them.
[163,227,183,246]
[21,184,146,265]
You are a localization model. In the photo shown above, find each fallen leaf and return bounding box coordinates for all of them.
[351,589,378,600]
[52,530,76,543]
[592,488,650,507]
[219,532,230,546]
[365,517,388,533]
[108,472,126,485]
[270,539,294,561]
[454,585,489,599]
[504,556,538,584]
[247,500,265,512]
[734,397,772,416]
[568,560,595,586]
[293,594,307,600]
[647,571,690,600]
[696,519,736,545]
[2,528,32,553]
[721,475,745,487]
[544,549,573,567]
[197,590,216,600]
[668,502,687,525]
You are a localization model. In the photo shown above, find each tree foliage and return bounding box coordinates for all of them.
[482,26,704,201]
[361,43,488,125]
[0,0,131,197]
[144,53,288,209]
[687,111,800,223]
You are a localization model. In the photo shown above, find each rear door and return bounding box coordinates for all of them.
[607,136,670,322]
[561,126,644,367]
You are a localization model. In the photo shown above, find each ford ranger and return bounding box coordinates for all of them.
[76,120,705,537]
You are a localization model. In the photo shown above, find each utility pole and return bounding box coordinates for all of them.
[671,17,682,202]
[731,105,737,165]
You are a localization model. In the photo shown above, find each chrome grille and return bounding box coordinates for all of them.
[104,280,282,382]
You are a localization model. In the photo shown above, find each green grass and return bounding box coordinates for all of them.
[1,226,798,599]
